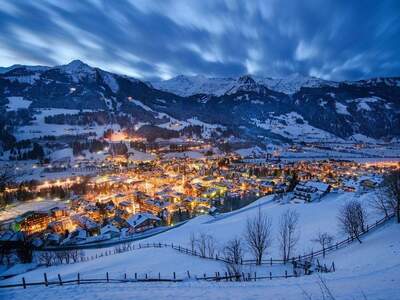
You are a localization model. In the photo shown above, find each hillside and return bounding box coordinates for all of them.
[1,190,399,299]
[1,60,400,144]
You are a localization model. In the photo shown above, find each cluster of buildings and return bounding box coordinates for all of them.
[1,155,398,248]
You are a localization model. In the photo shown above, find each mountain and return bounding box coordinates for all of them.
[151,73,336,96]
[1,60,399,144]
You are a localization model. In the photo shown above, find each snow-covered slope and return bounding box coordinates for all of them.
[2,191,399,300]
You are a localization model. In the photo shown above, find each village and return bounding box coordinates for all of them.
[0,149,398,250]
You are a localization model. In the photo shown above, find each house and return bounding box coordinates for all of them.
[292,181,331,203]
[208,206,219,216]
[126,213,160,233]
[61,229,87,245]
[100,224,120,238]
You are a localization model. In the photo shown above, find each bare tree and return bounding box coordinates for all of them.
[194,233,216,258]
[382,170,400,223]
[337,200,367,243]
[370,187,395,218]
[206,235,217,258]
[312,231,334,257]
[70,249,85,263]
[38,251,55,267]
[244,208,272,265]
[195,233,208,257]
[278,209,300,262]
[223,237,244,278]
[189,232,196,252]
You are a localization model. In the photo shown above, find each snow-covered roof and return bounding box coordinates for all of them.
[100,224,120,235]
[126,213,160,228]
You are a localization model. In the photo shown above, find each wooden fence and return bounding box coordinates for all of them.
[0,268,308,289]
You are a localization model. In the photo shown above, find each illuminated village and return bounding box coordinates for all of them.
[1,129,398,249]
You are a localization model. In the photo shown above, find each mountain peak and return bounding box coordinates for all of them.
[237,75,256,85]
[59,60,93,73]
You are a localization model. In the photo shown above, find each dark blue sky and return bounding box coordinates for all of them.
[0,0,399,80]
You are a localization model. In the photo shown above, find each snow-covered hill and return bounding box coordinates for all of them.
[2,190,399,300]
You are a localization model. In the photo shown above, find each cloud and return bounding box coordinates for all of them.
[0,0,398,80]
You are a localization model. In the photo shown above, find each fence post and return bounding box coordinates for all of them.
[173,272,176,280]
[44,273,48,287]
[269,272,272,280]
[106,272,109,282]
[22,277,26,289]
[135,273,137,280]
[285,270,287,279]
[254,272,257,282]
[78,273,80,285]
[124,273,127,280]
[187,270,191,279]
[158,273,161,280]
[145,274,148,280]
[58,274,63,286]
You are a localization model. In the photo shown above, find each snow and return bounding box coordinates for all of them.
[101,72,119,93]
[4,73,41,84]
[1,192,399,300]
[14,108,120,141]
[349,134,378,144]
[0,198,67,224]
[128,149,155,161]
[50,148,73,161]
[5,97,32,111]
[57,60,95,83]
[163,151,204,159]
[152,74,337,96]
[358,102,372,111]
[335,102,351,116]
[252,112,338,142]
[346,97,383,112]
[235,146,266,157]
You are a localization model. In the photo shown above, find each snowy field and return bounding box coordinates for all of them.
[1,220,399,300]
[14,108,120,141]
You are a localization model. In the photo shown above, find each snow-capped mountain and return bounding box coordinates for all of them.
[152,73,336,96]
[1,60,399,144]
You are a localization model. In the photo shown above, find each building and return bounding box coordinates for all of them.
[292,181,331,203]
[100,224,120,238]
[15,211,52,235]
[126,213,160,233]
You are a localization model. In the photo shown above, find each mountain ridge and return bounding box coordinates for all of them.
[1,60,399,143]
